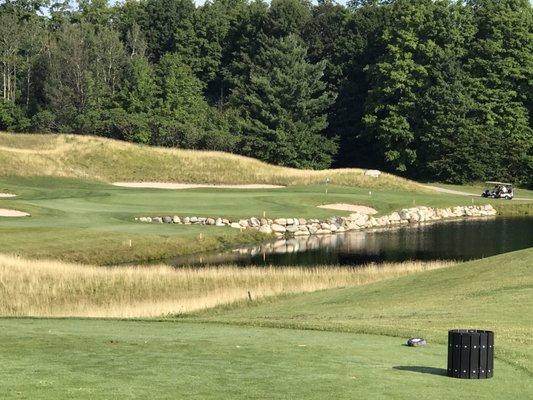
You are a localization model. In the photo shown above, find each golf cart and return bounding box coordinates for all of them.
[481,181,514,200]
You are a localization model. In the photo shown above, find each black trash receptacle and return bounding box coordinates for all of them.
[447,329,494,379]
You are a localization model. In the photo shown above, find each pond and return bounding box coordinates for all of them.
[167,217,533,267]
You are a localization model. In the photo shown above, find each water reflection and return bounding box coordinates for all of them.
[168,217,532,267]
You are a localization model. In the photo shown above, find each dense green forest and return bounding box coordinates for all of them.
[0,0,531,184]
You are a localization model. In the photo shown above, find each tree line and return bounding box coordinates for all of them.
[0,0,531,185]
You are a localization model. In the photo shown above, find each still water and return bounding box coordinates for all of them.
[168,217,533,267]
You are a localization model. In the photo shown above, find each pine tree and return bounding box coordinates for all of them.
[231,34,337,169]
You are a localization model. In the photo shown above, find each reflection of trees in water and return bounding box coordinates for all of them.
[168,218,532,267]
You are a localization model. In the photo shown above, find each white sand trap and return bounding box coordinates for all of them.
[113,182,285,190]
[0,208,30,217]
[318,203,377,214]
[0,193,16,198]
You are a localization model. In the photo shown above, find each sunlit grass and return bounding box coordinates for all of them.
[0,254,453,318]
[0,132,421,190]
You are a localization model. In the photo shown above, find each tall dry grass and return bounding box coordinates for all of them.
[0,254,454,318]
[0,132,422,190]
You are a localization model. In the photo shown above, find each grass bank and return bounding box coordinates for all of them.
[0,249,531,399]
[0,132,419,190]
[195,248,533,375]
[0,254,451,317]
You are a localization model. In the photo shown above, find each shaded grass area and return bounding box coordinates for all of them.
[193,248,533,376]
[0,255,451,317]
[1,176,530,264]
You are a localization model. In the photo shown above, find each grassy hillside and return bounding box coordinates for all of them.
[0,249,531,399]
[0,132,421,190]
[196,248,533,375]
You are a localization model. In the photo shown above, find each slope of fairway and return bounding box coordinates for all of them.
[0,251,532,399]
[195,248,533,375]
[0,132,420,190]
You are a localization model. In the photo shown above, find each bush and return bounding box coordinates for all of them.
[31,110,57,133]
[0,100,30,131]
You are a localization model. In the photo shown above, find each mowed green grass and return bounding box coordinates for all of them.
[1,249,531,399]
[195,249,533,375]
[1,176,529,264]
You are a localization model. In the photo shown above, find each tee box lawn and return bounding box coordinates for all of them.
[1,249,532,399]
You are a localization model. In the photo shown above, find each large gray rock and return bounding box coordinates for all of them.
[308,225,318,235]
[163,216,172,223]
[259,225,273,234]
[271,224,286,233]
[250,217,260,227]
[286,225,299,233]
[388,212,401,223]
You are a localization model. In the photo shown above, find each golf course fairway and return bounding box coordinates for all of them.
[1,249,531,399]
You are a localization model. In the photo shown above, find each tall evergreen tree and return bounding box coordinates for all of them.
[231,34,337,169]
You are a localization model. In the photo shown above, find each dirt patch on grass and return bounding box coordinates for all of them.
[0,193,16,198]
[113,182,285,189]
[318,203,378,214]
[0,208,29,217]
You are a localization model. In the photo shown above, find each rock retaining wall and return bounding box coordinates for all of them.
[136,204,497,238]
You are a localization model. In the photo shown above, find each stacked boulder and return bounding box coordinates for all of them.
[136,204,497,238]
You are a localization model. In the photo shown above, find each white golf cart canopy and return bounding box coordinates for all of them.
[485,181,512,186]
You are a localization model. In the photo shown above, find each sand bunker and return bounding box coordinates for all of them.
[0,193,16,198]
[113,182,285,190]
[0,208,30,217]
[318,203,377,214]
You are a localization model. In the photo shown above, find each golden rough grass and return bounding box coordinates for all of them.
[0,254,454,318]
[0,132,422,190]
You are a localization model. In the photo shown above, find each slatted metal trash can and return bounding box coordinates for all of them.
[447,329,494,379]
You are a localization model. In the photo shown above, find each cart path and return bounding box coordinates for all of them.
[424,185,533,201]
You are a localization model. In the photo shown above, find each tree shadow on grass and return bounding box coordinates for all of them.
[393,366,447,376]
